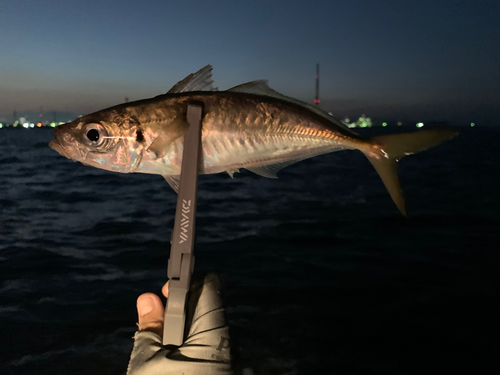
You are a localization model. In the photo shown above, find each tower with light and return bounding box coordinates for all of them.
[314,63,320,106]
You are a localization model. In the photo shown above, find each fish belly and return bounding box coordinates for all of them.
[200,131,345,174]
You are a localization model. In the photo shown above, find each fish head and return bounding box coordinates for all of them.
[49,111,147,173]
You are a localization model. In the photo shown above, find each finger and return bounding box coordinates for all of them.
[137,292,164,338]
[161,280,169,298]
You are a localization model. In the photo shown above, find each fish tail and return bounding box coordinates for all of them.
[361,129,458,216]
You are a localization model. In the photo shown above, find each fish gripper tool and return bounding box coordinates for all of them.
[163,104,203,346]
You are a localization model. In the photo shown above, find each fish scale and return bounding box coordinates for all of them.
[198,99,337,174]
[49,65,457,215]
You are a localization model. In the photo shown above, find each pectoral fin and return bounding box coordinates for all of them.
[147,114,187,158]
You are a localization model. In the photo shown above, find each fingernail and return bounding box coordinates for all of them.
[137,295,154,317]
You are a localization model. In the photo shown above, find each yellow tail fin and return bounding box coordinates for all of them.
[361,129,458,216]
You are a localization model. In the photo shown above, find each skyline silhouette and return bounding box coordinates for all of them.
[1,0,498,126]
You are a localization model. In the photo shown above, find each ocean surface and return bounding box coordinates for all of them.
[0,126,498,374]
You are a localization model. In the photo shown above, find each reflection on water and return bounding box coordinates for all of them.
[1,127,499,374]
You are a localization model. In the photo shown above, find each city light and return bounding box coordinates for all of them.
[397,121,402,126]
[0,118,72,129]
[416,122,424,128]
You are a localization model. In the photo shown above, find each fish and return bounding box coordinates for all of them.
[49,65,457,216]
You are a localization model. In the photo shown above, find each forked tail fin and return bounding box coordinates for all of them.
[361,129,458,216]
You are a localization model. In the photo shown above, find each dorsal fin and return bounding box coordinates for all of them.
[228,80,353,132]
[167,65,217,93]
[227,80,275,95]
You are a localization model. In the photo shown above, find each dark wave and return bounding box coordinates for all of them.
[0,127,499,374]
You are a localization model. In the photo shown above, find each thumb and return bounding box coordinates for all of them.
[137,293,164,338]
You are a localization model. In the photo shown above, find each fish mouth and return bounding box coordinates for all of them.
[49,139,69,158]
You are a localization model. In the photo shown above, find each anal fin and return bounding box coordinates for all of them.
[226,169,240,178]
[246,148,345,179]
[246,165,280,179]
[163,175,180,193]
[246,158,307,179]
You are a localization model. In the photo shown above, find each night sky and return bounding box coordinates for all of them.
[1,0,499,126]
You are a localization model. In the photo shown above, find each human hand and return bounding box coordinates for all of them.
[127,273,233,375]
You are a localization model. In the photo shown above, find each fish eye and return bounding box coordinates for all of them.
[87,129,99,142]
[82,123,107,147]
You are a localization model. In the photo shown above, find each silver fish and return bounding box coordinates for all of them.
[49,65,457,215]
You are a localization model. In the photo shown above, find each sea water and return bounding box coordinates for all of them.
[0,126,498,374]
